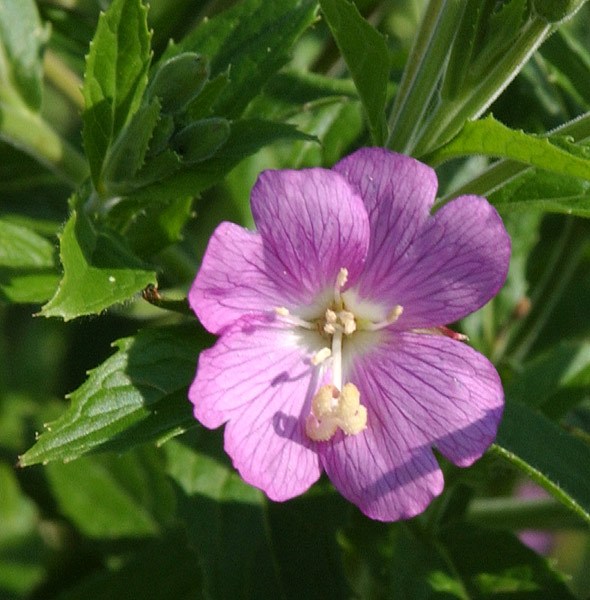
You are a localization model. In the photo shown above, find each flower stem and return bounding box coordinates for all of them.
[43,49,84,110]
[467,496,585,530]
[386,0,465,154]
[413,18,551,157]
[0,101,88,187]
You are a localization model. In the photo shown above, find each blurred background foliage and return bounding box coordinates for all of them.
[1,0,590,598]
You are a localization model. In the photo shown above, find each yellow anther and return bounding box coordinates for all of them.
[387,305,404,323]
[337,268,348,289]
[311,347,332,366]
[274,306,290,316]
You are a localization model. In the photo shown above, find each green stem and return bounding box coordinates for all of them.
[413,18,551,157]
[0,101,88,186]
[467,497,586,530]
[386,0,465,154]
[43,50,84,111]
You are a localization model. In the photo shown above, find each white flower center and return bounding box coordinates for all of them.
[275,267,403,442]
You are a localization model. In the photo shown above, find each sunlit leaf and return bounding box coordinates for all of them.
[424,115,590,184]
[163,0,318,117]
[82,0,152,188]
[0,0,46,110]
[19,325,203,466]
[319,0,389,144]
[40,204,156,320]
[0,219,58,303]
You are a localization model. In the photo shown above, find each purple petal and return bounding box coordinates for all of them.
[335,148,510,327]
[189,317,323,500]
[333,148,437,297]
[251,168,370,303]
[319,332,503,521]
[189,222,298,334]
[382,195,511,328]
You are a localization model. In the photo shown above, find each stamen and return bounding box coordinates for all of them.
[336,268,348,289]
[338,310,357,335]
[311,347,332,366]
[274,306,316,329]
[305,383,367,441]
[363,304,404,331]
[323,309,337,334]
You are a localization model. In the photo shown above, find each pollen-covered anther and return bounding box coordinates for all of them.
[311,347,332,366]
[363,304,404,331]
[339,310,357,335]
[305,383,367,441]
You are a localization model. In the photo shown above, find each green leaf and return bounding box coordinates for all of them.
[165,434,283,599]
[82,0,152,189]
[166,432,351,600]
[342,518,574,599]
[52,533,201,600]
[125,118,317,202]
[490,169,590,217]
[18,325,203,466]
[341,519,459,599]
[319,0,390,144]
[539,29,590,109]
[492,400,590,525]
[438,524,575,598]
[0,0,46,110]
[40,202,156,320]
[0,219,58,303]
[45,447,175,538]
[164,0,318,117]
[115,196,194,258]
[0,463,46,598]
[506,342,590,418]
[170,117,230,164]
[102,99,161,187]
[469,0,528,80]
[424,116,590,182]
[531,0,588,24]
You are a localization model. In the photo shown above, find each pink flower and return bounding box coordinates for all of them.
[188,148,510,521]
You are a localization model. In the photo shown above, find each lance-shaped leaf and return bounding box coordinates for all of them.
[490,169,590,218]
[18,325,204,466]
[319,0,389,145]
[0,219,58,303]
[82,0,152,189]
[424,115,590,182]
[40,202,156,320]
[0,0,46,110]
[491,400,590,526]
